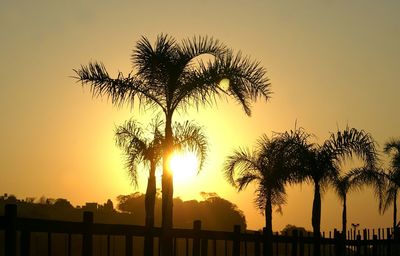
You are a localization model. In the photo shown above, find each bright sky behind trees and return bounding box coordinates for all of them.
[0,0,399,231]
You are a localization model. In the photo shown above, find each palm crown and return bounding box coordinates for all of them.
[74,34,270,116]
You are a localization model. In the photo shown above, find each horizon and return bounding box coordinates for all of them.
[1,0,399,233]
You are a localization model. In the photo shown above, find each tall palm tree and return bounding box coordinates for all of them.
[381,139,400,232]
[74,35,270,249]
[115,118,207,255]
[287,127,377,237]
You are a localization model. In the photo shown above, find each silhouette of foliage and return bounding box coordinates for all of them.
[224,132,305,236]
[278,127,377,239]
[116,192,246,231]
[74,34,270,239]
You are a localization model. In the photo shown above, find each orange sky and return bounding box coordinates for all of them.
[1,1,399,232]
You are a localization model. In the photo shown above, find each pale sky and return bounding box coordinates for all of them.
[1,1,399,232]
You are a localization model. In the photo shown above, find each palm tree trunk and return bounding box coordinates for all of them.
[265,190,273,235]
[144,161,156,255]
[312,181,321,256]
[394,192,397,232]
[342,194,347,238]
[312,181,321,236]
[161,112,174,256]
[264,190,273,256]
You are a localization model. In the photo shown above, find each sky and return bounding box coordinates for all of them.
[1,0,399,232]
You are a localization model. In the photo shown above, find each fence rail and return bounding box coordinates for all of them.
[1,204,399,256]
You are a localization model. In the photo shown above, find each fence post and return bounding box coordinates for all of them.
[386,227,391,256]
[82,211,93,256]
[299,231,304,256]
[201,236,208,256]
[5,204,17,256]
[21,229,31,256]
[263,228,273,256]
[254,231,261,256]
[372,234,377,256]
[313,230,321,256]
[356,233,361,256]
[333,229,344,256]
[126,233,133,256]
[291,229,298,256]
[394,226,400,256]
[193,220,201,256]
[232,225,241,256]
[144,225,154,256]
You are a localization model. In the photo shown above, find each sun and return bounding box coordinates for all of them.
[169,151,199,183]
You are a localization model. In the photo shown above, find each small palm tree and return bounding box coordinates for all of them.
[224,133,301,235]
[115,119,163,231]
[74,35,270,250]
[381,139,400,231]
[115,118,207,255]
[331,168,379,237]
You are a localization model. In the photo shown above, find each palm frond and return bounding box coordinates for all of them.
[223,148,260,187]
[179,35,227,61]
[74,62,167,113]
[325,127,378,168]
[384,139,400,169]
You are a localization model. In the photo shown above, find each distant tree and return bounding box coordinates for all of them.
[25,197,36,203]
[281,224,309,236]
[4,194,17,203]
[116,192,246,231]
[53,198,73,209]
[104,199,114,212]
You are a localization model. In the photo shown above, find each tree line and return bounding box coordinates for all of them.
[0,192,245,231]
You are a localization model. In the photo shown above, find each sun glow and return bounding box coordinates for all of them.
[219,78,230,91]
[169,151,199,183]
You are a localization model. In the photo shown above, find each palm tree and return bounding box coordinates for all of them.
[287,127,377,237]
[381,139,400,232]
[224,133,302,236]
[115,118,207,255]
[115,119,163,231]
[74,35,270,248]
[224,134,298,256]
[331,169,372,237]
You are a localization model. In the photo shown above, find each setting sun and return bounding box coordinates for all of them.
[169,151,199,183]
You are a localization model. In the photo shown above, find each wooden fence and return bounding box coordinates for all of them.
[1,204,399,256]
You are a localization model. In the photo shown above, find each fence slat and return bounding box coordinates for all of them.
[82,211,93,256]
[5,204,17,256]
[193,220,201,256]
[232,225,240,256]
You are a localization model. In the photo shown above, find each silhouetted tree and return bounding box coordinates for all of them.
[116,192,246,231]
[115,118,207,255]
[53,198,73,209]
[281,224,309,236]
[224,133,301,236]
[381,139,400,231]
[74,35,270,255]
[115,118,207,229]
[285,128,377,237]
